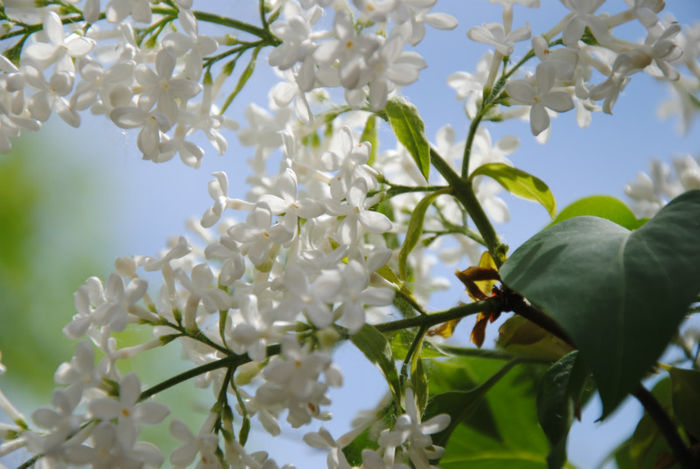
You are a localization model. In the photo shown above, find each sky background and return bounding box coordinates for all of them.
[2,1,700,467]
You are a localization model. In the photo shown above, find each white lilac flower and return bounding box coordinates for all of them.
[560,0,612,48]
[105,0,153,23]
[506,62,575,135]
[134,49,202,126]
[170,417,221,469]
[378,388,450,469]
[24,67,80,127]
[447,51,493,118]
[336,258,394,333]
[326,178,392,245]
[256,337,341,428]
[228,203,294,266]
[110,105,173,158]
[22,11,94,73]
[88,373,170,449]
[313,10,379,90]
[467,22,531,56]
[361,33,427,111]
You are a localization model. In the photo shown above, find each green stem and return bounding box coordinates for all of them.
[461,113,485,179]
[430,147,505,266]
[376,298,502,334]
[139,344,281,400]
[187,9,280,44]
[400,325,428,380]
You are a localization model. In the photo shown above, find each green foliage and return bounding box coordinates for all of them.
[549,195,646,230]
[424,359,519,447]
[500,190,700,415]
[470,163,556,219]
[385,97,431,180]
[428,357,550,468]
[0,140,109,398]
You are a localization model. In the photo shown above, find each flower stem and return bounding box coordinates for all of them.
[139,344,281,401]
[375,298,502,334]
[430,148,505,266]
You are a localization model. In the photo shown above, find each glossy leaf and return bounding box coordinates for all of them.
[398,188,450,280]
[536,351,589,469]
[669,367,700,440]
[500,190,700,415]
[549,195,646,230]
[385,97,431,180]
[351,324,401,398]
[470,163,556,219]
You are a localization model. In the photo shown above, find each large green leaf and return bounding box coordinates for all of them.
[536,351,590,469]
[549,195,646,230]
[500,190,700,415]
[470,163,556,219]
[668,367,700,440]
[351,324,401,398]
[385,97,430,180]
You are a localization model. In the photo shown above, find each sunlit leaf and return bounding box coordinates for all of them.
[431,358,550,468]
[385,97,431,180]
[500,190,700,415]
[549,195,646,230]
[398,188,450,280]
[470,163,556,219]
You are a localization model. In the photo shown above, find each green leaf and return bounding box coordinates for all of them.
[385,97,430,180]
[500,190,700,415]
[549,195,646,230]
[668,367,700,440]
[398,188,450,280]
[496,315,574,362]
[434,359,550,468]
[470,163,556,219]
[536,351,590,469]
[351,324,401,399]
[424,360,519,448]
[361,114,378,166]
